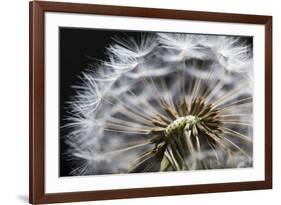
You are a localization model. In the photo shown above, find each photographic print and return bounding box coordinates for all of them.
[60,28,253,177]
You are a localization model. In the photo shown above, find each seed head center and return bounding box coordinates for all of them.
[164,115,200,137]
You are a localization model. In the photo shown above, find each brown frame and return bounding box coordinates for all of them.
[29,1,272,204]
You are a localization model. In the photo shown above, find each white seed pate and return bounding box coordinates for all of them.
[164,115,200,137]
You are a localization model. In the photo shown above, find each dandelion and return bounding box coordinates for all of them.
[205,36,253,73]
[63,33,253,175]
[157,33,207,61]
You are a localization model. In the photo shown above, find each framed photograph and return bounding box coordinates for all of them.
[29,1,272,204]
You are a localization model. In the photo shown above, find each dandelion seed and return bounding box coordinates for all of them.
[205,36,253,73]
[157,33,207,61]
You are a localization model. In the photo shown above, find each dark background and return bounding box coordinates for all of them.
[59,27,145,176]
[59,27,253,176]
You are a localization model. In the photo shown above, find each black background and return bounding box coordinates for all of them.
[59,27,144,176]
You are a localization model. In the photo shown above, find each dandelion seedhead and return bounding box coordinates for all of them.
[63,32,253,175]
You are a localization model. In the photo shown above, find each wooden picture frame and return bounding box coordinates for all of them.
[29,1,272,204]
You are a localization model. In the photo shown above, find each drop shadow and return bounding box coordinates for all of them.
[17,194,28,203]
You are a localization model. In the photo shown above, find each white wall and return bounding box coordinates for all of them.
[0,0,279,204]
